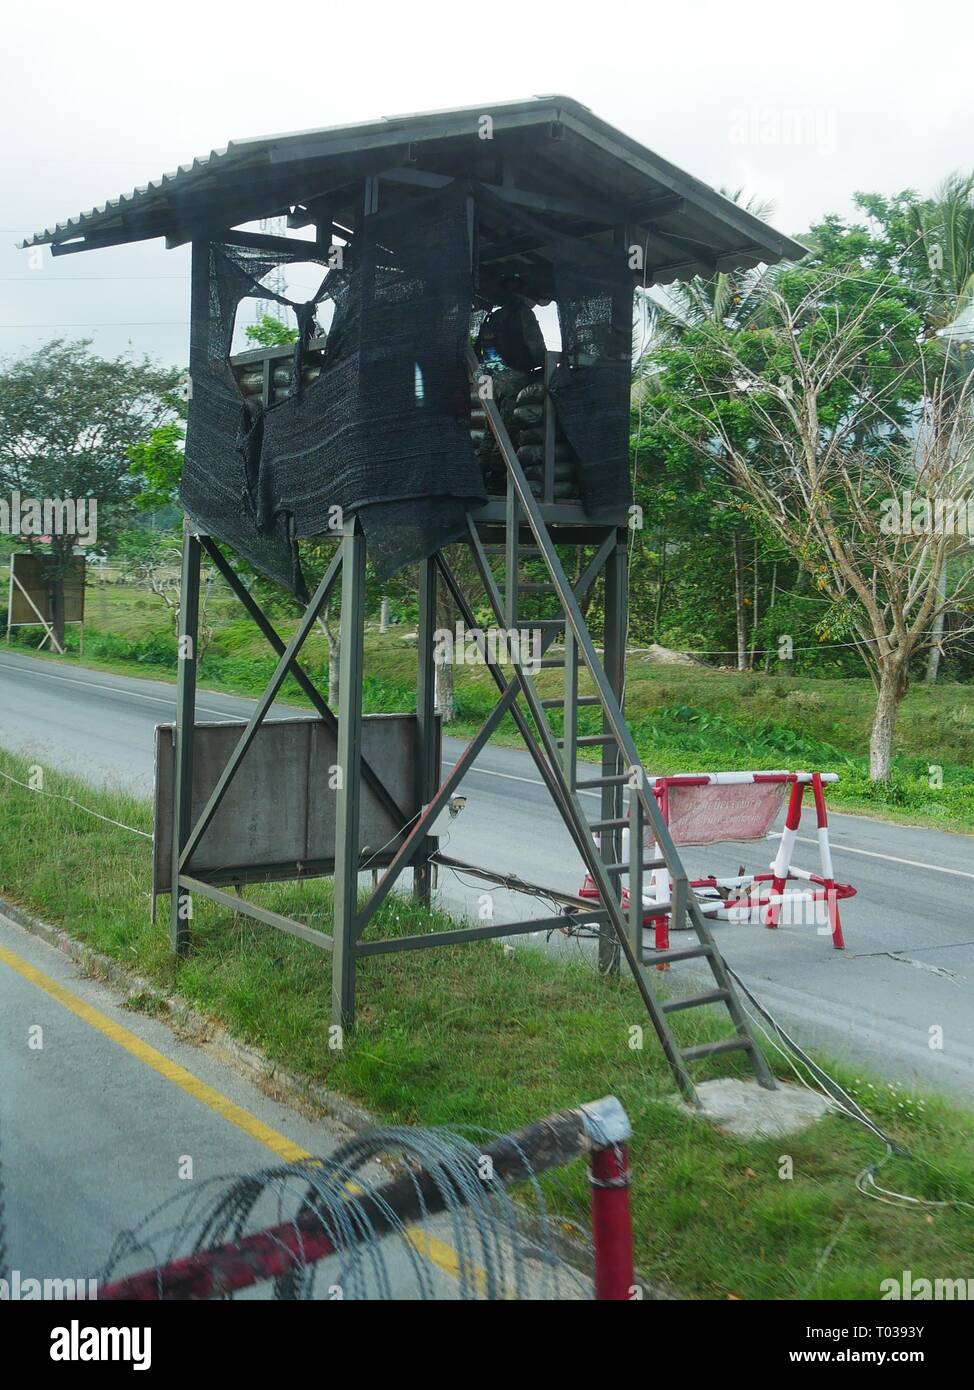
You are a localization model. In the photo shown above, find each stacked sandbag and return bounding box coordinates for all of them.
[232,335,329,410]
[236,360,323,406]
[470,371,580,501]
[468,366,533,494]
[511,381,579,500]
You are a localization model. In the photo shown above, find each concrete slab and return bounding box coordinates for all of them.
[689,1078,833,1138]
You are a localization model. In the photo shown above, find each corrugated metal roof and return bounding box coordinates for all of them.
[19,96,807,286]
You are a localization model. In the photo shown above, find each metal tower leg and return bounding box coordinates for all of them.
[171,521,201,956]
[331,517,366,1030]
[413,555,438,906]
[599,531,627,977]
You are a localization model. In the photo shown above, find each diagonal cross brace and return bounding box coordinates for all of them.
[199,537,412,835]
[178,546,343,871]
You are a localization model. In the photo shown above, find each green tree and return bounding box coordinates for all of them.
[0,339,178,646]
[648,260,974,779]
[631,193,792,667]
[245,314,298,347]
[127,421,185,512]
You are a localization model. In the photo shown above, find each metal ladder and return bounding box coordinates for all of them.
[467,348,775,1104]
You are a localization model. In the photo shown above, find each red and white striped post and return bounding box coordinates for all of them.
[582,1096,635,1300]
[765,777,805,929]
[810,771,844,949]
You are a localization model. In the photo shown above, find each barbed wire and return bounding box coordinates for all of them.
[98,1124,592,1300]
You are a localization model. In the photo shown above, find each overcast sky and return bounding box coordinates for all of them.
[2,0,970,366]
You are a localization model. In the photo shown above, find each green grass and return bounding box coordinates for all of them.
[1,744,972,1300]
[12,581,974,832]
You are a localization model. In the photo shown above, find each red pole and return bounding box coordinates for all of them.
[590,1141,635,1300]
[654,781,671,967]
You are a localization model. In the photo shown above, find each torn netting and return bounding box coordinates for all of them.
[258,181,485,582]
[473,185,634,518]
[181,238,334,599]
[548,241,634,519]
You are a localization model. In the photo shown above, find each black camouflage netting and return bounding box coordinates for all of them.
[474,188,634,519]
[548,240,634,519]
[181,180,631,598]
[182,184,484,594]
[181,238,335,598]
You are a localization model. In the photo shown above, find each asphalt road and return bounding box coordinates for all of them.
[1,648,973,1103]
[0,907,579,1298]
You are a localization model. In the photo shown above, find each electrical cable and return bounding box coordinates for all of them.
[727,961,974,1213]
[0,768,152,839]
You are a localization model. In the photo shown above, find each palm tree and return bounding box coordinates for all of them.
[632,191,780,399]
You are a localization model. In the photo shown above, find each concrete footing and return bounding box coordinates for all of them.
[689,1078,833,1138]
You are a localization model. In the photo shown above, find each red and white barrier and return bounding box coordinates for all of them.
[579,770,854,957]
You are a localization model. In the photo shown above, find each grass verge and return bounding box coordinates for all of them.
[1,745,972,1299]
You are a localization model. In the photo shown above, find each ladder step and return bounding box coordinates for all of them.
[577,774,629,789]
[661,989,730,1015]
[540,696,601,709]
[576,734,618,747]
[590,817,628,831]
[641,944,713,966]
[603,850,664,872]
[680,1037,753,1063]
[603,861,664,872]
[518,582,556,592]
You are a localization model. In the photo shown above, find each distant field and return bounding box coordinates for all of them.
[12,579,974,832]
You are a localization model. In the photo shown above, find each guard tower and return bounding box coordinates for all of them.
[22,98,805,1104]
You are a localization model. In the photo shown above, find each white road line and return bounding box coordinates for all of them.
[442,758,601,799]
[791,833,974,881]
[0,658,243,721]
[5,658,971,881]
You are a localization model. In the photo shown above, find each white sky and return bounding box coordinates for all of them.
[2,0,971,366]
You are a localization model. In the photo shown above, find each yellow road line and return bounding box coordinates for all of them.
[0,940,309,1161]
[0,935,486,1294]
